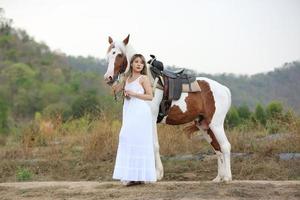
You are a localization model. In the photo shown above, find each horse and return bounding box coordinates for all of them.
[104,34,232,182]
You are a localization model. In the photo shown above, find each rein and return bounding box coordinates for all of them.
[108,63,127,102]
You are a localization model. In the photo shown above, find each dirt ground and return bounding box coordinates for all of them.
[0,181,299,200]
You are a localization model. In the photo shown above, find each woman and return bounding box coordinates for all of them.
[112,54,157,186]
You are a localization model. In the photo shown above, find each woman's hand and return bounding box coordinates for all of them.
[124,76,153,101]
[124,90,136,98]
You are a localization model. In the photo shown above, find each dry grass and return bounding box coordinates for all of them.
[0,114,299,182]
[82,119,120,161]
[157,124,205,156]
[228,126,300,155]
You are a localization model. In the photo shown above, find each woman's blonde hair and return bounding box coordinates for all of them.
[127,54,147,77]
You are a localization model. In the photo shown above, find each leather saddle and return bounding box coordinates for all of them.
[148,55,201,122]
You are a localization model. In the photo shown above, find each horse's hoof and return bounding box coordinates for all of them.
[212,176,222,182]
[223,177,232,183]
[156,170,164,180]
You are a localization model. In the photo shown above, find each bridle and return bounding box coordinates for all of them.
[106,54,127,86]
[106,64,126,86]
[106,53,128,101]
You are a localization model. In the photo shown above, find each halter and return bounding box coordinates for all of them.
[106,53,128,102]
[106,54,127,86]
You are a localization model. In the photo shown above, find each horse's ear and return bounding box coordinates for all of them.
[123,34,130,45]
[108,36,113,44]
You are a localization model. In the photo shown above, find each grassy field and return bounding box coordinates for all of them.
[0,115,299,182]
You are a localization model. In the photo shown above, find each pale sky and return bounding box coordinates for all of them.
[1,0,300,74]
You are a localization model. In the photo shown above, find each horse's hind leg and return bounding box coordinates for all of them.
[194,117,226,182]
[209,125,232,182]
[202,128,225,182]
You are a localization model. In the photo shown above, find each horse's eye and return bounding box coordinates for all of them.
[112,51,116,55]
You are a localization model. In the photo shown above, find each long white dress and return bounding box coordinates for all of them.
[112,75,157,182]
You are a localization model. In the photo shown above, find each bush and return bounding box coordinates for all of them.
[237,104,251,120]
[225,107,241,128]
[43,102,72,122]
[21,120,47,147]
[266,101,283,119]
[0,96,9,134]
[255,103,267,125]
[16,167,32,181]
[265,120,280,134]
[71,93,102,120]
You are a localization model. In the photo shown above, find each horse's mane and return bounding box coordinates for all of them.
[114,41,136,66]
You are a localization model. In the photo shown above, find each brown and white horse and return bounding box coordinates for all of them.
[104,35,232,182]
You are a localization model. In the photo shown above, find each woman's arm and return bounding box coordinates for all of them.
[126,75,153,101]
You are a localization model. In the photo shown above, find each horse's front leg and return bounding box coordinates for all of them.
[152,119,164,180]
[149,89,164,180]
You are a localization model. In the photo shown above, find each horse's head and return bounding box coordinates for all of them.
[104,34,130,86]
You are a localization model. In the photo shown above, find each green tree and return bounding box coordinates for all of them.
[0,96,8,134]
[225,107,241,128]
[43,102,72,122]
[266,101,283,120]
[237,104,251,120]
[255,103,266,125]
[0,8,12,35]
[2,63,36,91]
[40,82,62,104]
[71,92,102,120]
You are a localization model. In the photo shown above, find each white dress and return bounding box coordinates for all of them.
[112,75,157,182]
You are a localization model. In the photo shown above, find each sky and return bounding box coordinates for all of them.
[1,0,300,75]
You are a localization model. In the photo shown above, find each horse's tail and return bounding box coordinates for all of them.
[183,122,199,139]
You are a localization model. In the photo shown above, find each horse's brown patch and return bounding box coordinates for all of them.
[165,92,204,124]
[196,80,216,124]
[113,54,127,75]
[207,128,221,152]
[165,80,216,126]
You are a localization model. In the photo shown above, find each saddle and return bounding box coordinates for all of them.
[148,55,201,122]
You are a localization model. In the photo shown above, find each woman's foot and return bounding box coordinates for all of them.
[124,181,144,186]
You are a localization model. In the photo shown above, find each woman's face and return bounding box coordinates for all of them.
[131,57,144,73]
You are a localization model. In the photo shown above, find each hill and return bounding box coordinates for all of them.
[194,61,300,112]
[1,7,300,131]
[0,9,119,134]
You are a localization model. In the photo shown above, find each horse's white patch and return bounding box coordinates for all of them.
[196,77,231,126]
[203,131,213,143]
[215,151,222,156]
[149,89,163,113]
[114,41,126,54]
[170,93,188,113]
[104,46,123,79]
[160,116,167,124]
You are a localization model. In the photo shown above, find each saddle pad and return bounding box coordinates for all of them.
[182,81,201,92]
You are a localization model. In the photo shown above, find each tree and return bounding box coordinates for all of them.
[237,104,251,120]
[0,8,12,35]
[0,96,8,134]
[255,103,266,125]
[71,92,102,120]
[2,63,36,88]
[43,102,72,122]
[225,107,241,128]
[266,101,283,120]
